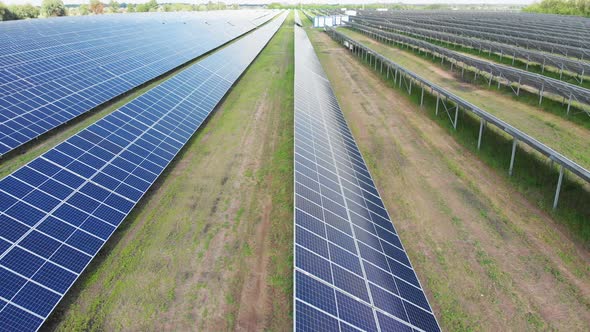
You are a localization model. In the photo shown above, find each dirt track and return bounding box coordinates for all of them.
[308,28,590,331]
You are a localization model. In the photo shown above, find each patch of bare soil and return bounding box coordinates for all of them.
[310,30,590,331]
[158,89,275,331]
[235,196,272,330]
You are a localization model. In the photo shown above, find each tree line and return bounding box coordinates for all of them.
[523,0,590,16]
[0,0,236,21]
[0,0,61,20]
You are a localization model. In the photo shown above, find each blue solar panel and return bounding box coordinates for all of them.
[293,25,440,332]
[0,12,287,331]
[0,11,278,157]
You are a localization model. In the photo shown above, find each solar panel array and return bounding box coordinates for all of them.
[356,10,590,59]
[0,12,286,331]
[293,25,440,332]
[0,10,276,157]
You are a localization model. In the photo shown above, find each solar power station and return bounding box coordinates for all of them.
[354,10,590,59]
[0,12,286,331]
[0,11,275,157]
[293,25,440,332]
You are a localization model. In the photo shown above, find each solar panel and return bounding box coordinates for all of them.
[293,25,440,332]
[0,10,277,157]
[0,12,287,331]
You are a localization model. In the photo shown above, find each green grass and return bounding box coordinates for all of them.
[261,13,295,328]
[422,243,479,332]
[331,30,590,246]
[298,9,314,27]
[217,12,295,331]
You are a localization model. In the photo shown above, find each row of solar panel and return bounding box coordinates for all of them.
[0,12,287,331]
[0,11,276,157]
[293,25,440,332]
[0,11,275,66]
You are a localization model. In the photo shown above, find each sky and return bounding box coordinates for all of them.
[3,0,536,7]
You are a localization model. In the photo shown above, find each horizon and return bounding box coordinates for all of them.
[2,0,535,7]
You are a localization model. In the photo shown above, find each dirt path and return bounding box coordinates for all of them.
[47,16,294,332]
[338,28,590,171]
[308,28,590,331]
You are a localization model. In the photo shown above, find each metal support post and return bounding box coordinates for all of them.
[453,107,459,130]
[566,94,572,115]
[509,139,518,176]
[420,87,424,107]
[477,119,484,150]
[559,65,564,80]
[553,166,564,210]
[435,95,440,115]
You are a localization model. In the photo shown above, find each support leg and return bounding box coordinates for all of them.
[477,119,484,150]
[435,95,440,115]
[509,139,518,176]
[553,166,564,210]
[420,87,424,107]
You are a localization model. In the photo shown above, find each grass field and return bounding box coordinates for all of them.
[298,9,313,27]
[43,13,294,331]
[306,26,590,331]
[338,28,590,172]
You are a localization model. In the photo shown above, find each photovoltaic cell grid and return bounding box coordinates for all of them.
[293,26,440,332]
[0,12,286,331]
[0,10,276,157]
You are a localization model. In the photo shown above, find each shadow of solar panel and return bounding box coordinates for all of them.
[293,25,440,332]
[0,12,287,331]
